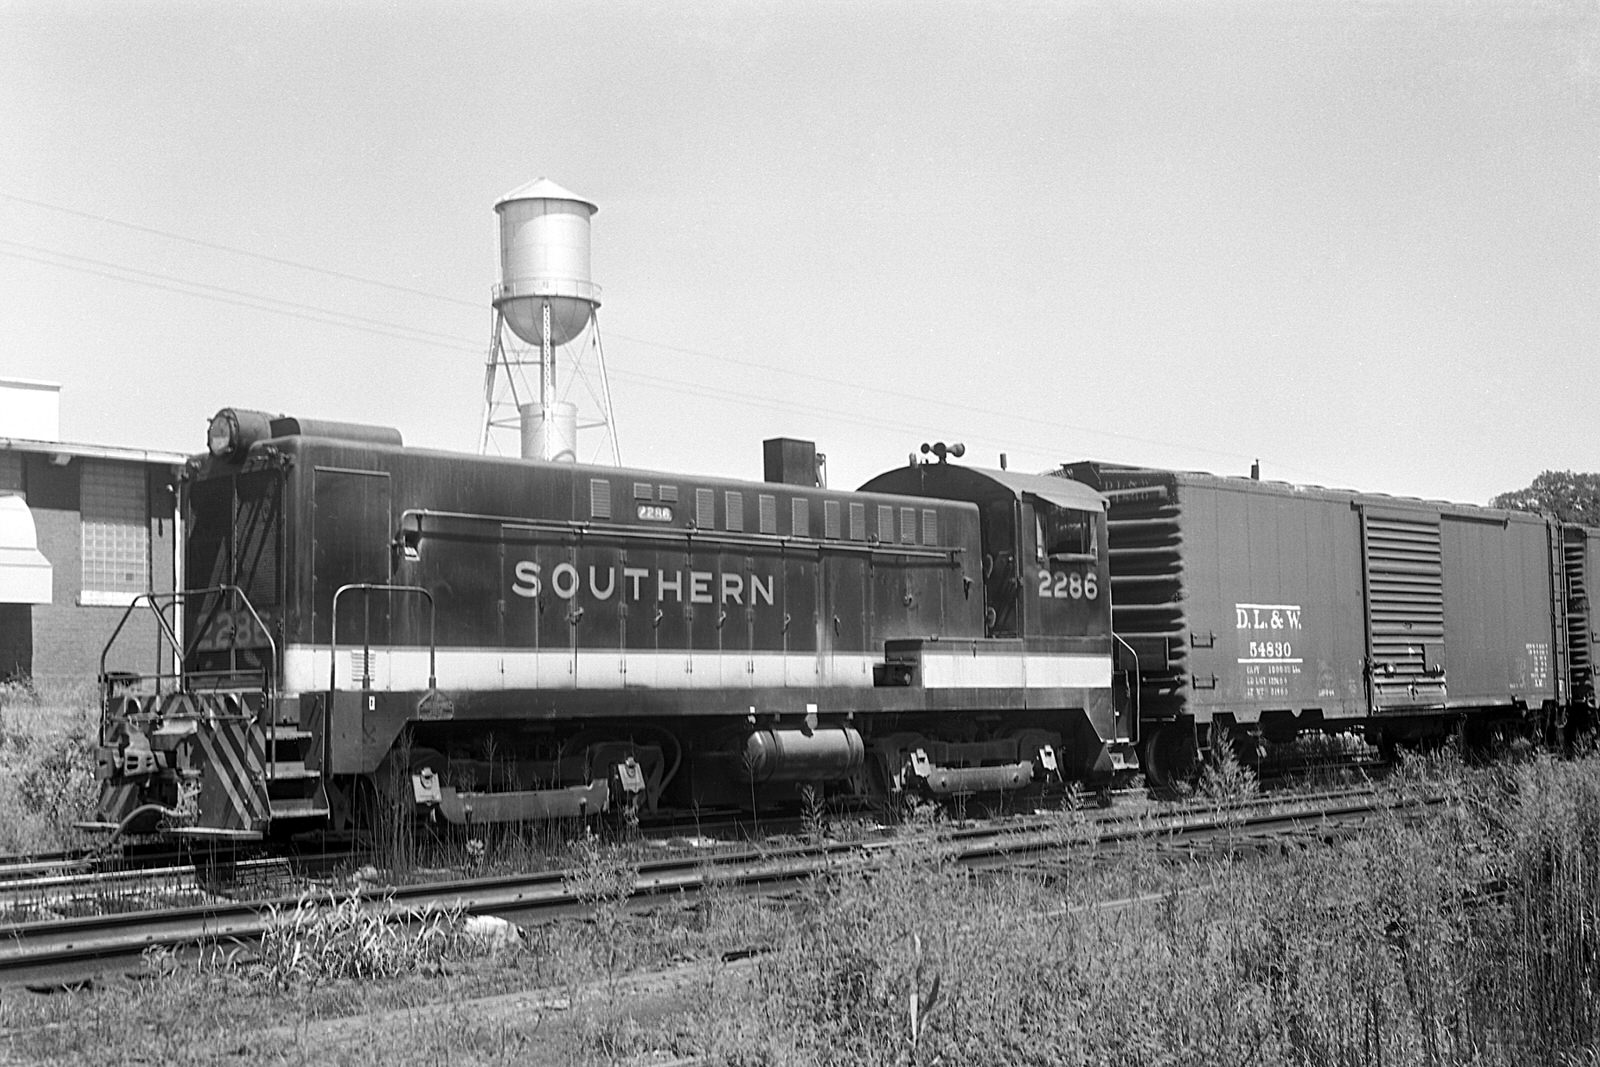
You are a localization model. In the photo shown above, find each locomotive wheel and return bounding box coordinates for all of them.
[1142,722,1198,795]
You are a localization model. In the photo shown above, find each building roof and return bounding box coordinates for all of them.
[0,436,188,466]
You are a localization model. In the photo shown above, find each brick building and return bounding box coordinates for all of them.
[0,379,186,688]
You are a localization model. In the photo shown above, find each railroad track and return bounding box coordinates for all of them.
[0,740,1386,917]
[0,784,1434,989]
[0,840,197,886]
[0,837,363,922]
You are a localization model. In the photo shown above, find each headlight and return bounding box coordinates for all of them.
[207,410,239,459]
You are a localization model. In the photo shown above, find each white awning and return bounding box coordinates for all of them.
[0,494,52,604]
[977,469,1108,513]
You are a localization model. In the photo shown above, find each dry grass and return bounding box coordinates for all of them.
[662,748,1600,1067]
[5,742,1600,1065]
[0,680,101,854]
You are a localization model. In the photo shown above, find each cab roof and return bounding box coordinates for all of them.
[859,464,1106,512]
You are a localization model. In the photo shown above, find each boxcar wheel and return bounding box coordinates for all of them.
[1142,722,1198,795]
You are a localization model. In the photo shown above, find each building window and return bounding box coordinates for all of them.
[81,461,148,603]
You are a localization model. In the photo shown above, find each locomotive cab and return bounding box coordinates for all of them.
[859,458,1132,787]
[861,461,1110,648]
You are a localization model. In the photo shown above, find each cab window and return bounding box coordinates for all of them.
[1035,505,1097,562]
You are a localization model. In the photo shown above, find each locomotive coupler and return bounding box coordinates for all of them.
[120,730,158,777]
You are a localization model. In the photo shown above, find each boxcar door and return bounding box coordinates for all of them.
[1359,506,1447,709]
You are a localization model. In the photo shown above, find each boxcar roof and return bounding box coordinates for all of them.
[1060,459,1546,525]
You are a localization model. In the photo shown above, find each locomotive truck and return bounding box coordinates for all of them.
[83,410,1129,839]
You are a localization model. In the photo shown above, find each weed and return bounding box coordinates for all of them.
[562,826,636,912]
[1197,738,1258,808]
[562,825,640,998]
[251,888,470,988]
[799,783,827,842]
[0,682,99,852]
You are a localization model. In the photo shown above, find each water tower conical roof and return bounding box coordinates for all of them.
[495,177,598,214]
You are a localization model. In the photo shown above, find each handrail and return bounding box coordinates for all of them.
[397,507,963,563]
[1112,631,1141,741]
[98,585,277,685]
[328,584,437,692]
[97,593,182,680]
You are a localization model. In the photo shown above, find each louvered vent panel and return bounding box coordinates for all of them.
[824,500,841,539]
[899,507,917,544]
[921,509,938,545]
[658,485,679,503]
[1102,483,1185,677]
[725,491,744,532]
[1362,513,1446,707]
[695,488,715,529]
[590,479,612,519]
[758,494,777,535]
[876,505,894,542]
[791,497,810,537]
[849,502,866,541]
[632,482,653,500]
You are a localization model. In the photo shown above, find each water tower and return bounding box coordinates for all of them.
[480,178,619,463]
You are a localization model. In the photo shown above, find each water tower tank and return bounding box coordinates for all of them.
[493,178,600,348]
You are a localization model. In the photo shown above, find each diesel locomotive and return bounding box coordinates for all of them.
[84,411,1129,839]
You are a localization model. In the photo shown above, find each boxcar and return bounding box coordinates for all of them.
[1062,462,1574,782]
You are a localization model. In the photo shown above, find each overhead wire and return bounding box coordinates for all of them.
[0,242,481,352]
[0,191,482,308]
[2,191,1288,472]
[0,243,1014,450]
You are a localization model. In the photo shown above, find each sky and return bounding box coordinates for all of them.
[2,0,1595,504]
